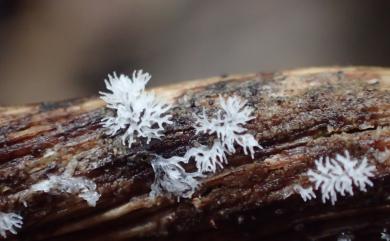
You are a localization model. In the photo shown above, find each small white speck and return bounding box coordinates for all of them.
[373,148,390,163]
[43,149,56,158]
[367,79,379,85]
[337,232,353,241]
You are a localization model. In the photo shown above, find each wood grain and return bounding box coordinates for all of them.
[0,67,389,241]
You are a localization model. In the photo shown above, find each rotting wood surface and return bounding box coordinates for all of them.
[0,67,390,241]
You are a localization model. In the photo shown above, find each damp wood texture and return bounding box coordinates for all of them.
[1,66,390,241]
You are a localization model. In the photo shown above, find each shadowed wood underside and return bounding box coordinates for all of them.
[0,67,390,241]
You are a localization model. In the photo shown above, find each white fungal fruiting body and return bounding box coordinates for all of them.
[100,73,260,199]
[0,212,23,238]
[195,95,261,159]
[150,156,202,199]
[31,175,100,207]
[307,151,376,205]
[381,228,390,241]
[151,95,261,199]
[149,141,226,198]
[186,140,227,173]
[100,70,172,147]
[293,185,316,202]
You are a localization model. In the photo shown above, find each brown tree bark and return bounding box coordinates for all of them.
[0,67,390,241]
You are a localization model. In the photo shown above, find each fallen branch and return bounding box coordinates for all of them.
[0,67,390,241]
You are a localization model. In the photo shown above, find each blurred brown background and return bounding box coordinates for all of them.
[1,0,390,105]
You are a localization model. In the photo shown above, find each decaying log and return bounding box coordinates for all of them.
[0,66,390,241]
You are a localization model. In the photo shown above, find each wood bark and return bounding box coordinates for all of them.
[0,67,390,241]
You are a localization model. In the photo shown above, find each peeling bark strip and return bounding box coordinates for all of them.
[0,67,390,240]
